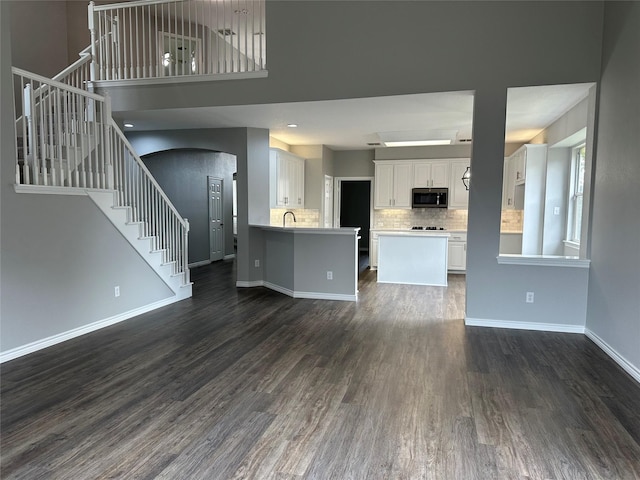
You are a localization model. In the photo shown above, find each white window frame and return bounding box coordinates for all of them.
[567,143,586,244]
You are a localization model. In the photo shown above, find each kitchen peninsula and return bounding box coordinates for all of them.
[249,225,360,301]
[377,230,450,286]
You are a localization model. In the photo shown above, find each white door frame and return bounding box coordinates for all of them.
[323,175,334,228]
[333,176,374,230]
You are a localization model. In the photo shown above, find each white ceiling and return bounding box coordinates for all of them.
[116,83,593,150]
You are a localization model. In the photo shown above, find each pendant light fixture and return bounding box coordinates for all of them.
[461,166,471,190]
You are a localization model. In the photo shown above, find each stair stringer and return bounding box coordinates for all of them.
[87,190,192,301]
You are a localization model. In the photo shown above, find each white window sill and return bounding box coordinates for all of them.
[497,254,590,268]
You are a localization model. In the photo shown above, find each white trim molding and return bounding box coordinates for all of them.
[263,282,295,298]
[497,254,590,268]
[223,254,236,260]
[189,259,212,268]
[240,281,357,302]
[14,184,113,196]
[465,317,586,334]
[293,291,357,302]
[586,329,640,384]
[0,296,184,364]
[236,280,265,288]
[92,70,268,89]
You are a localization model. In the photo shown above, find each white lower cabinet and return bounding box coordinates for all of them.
[447,232,467,272]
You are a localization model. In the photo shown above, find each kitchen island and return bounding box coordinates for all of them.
[247,225,360,301]
[377,231,450,286]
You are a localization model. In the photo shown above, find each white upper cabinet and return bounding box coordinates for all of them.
[374,162,412,208]
[502,144,546,211]
[448,159,470,209]
[270,148,305,208]
[413,160,449,188]
[393,163,413,207]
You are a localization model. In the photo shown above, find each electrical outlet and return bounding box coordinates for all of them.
[254,259,260,267]
[553,206,560,215]
[327,271,333,280]
[526,291,534,303]
[114,286,120,297]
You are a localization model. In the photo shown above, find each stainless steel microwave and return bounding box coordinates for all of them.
[412,187,448,208]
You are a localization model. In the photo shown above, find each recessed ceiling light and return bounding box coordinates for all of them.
[384,139,452,147]
[124,123,134,128]
[287,123,298,128]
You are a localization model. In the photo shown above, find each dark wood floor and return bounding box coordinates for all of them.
[2,261,639,479]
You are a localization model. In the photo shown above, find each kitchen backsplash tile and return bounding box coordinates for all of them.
[373,209,469,231]
[271,208,320,227]
[500,209,524,232]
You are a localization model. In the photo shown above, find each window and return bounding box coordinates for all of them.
[568,144,586,243]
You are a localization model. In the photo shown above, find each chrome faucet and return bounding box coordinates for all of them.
[283,210,297,227]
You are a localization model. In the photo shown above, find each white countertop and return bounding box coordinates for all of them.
[376,230,450,237]
[251,225,360,235]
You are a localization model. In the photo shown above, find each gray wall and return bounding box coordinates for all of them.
[262,230,358,297]
[333,150,375,178]
[294,234,357,296]
[264,232,295,291]
[142,149,237,263]
[10,1,69,77]
[586,2,640,371]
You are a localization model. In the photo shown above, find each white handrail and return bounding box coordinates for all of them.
[12,67,104,100]
[92,0,186,11]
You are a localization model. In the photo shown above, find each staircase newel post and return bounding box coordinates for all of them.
[88,1,97,83]
[183,219,190,285]
[104,92,114,190]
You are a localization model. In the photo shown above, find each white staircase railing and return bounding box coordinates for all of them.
[109,122,190,284]
[89,0,266,82]
[13,67,190,286]
[53,44,93,91]
[14,67,111,189]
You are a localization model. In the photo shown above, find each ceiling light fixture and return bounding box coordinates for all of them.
[383,139,452,147]
[462,166,471,190]
[124,123,134,128]
[287,123,298,128]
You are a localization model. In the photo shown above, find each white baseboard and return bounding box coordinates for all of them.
[586,329,640,384]
[465,317,585,334]
[189,259,211,268]
[263,282,357,302]
[0,296,184,364]
[293,291,357,302]
[263,281,295,298]
[236,280,265,288]
[237,280,357,302]
[223,254,236,260]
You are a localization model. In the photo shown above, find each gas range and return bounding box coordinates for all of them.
[411,226,446,231]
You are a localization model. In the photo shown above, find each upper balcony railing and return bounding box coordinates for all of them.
[89,0,266,83]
